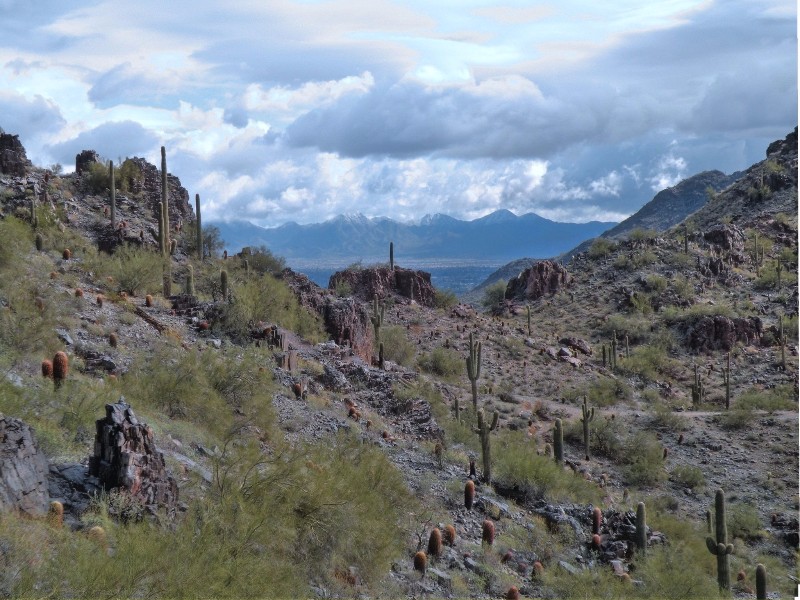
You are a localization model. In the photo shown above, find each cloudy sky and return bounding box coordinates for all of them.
[0,0,795,227]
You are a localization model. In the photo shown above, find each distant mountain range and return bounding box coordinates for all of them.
[211,210,616,265]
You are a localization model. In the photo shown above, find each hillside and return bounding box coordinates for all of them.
[0,130,797,599]
[211,210,616,265]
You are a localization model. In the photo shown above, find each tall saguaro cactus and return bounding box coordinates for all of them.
[389,241,394,271]
[705,489,734,591]
[553,418,564,464]
[160,146,169,257]
[157,202,165,255]
[526,305,531,336]
[474,409,499,484]
[195,193,203,260]
[610,331,618,371]
[580,396,595,460]
[371,294,384,356]
[109,160,116,228]
[466,332,482,409]
[691,364,705,408]
[722,352,731,410]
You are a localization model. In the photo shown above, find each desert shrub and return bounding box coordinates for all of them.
[628,228,657,242]
[632,250,658,268]
[581,377,632,407]
[589,417,626,458]
[380,326,415,366]
[220,273,324,342]
[433,288,458,310]
[670,465,705,489]
[332,278,352,297]
[628,291,653,314]
[0,216,32,269]
[492,430,600,504]
[727,502,763,541]
[481,280,506,307]
[645,274,668,294]
[667,251,693,268]
[735,385,796,412]
[417,346,462,378]
[241,245,286,275]
[755,259,797,290]
[106,244,164,296]
[671,275,695,302]
[598,314,651,344]
[587,238,614,259]
[716,407,755,430]
[620,344,680,382]
[621,431,666,487]
[82,161,110,194]
[116,158,142,193]
[648,403,689,431]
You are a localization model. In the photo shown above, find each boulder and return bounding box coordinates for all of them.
[0,416,50,515]
[505,260,571,301]
[0,133,32,176]
[559,337,593,356]
[687,315,762,352]
[328,266,436,306]
[88,399,178,513]
[703,225,746,253]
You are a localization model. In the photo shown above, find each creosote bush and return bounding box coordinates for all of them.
[380,326,415,367]
[417,346,462,379]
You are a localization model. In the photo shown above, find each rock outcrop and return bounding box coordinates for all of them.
[0,133,32,176]
[505,260,571,301]
[703,224,746,254]
[75,149,100,175]
[120,157,192,225]
[686,315,762,352]
[281,269,374,362]
[88,399,178,513]
[0,415,50,515]
[328,266,436,307]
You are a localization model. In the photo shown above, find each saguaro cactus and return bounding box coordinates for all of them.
[157,202,165,255]
[778,315,786,371]
[466,332,482,409]
[185,265,195,296]
[195,193,203,260]
[580,396,595,460]
[389,241,394,271]
[526,305,531,336]
[691,364,704,408]
[610,331,618,371]
[370,294,384,356]
[221,270,228,301]
[109,160,116,228]
[474,409,499,483]
[722,352,731,410]
[160,146,169,257]
[635,502,647,554]
[553,418,564,464]
[705,489,734,591]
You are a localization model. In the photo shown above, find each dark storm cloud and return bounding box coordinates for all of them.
[46,120,158,164]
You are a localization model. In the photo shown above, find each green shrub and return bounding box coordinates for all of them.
[83,161,110,194]
[581,377,632,407]
[629,228,658,242]
[598,314,651,344]
[433,288,458,310]
[492,430,600,504]
[716,408,755,430]
[587,238,614,259]
[242,245,286,275]
[417,346,462,378]
[735,385,796,412]
[621,344,680,382]
[481,280,506,307]
[648,404,689,431]
[670,465,705,489]
[380,326,415,366]
[645,274,668,294]
[107,244,164,296]
[727,502,763,541]
[621,431,666,486]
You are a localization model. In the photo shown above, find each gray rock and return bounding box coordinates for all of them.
[0,416,50,516]
[558,560,580,575]
[427,568,451,589]
[55,328,74,346]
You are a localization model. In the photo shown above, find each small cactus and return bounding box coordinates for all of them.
[96,294,103,307]
[109,332,118,348]
[591,533,601,550]
[145,294,153,307]
[592,507,603,535]
[41,359,53,378]
[52,351,68,388]
[443,524,456,546]
[75,288,83,298]
[722,351,731,410]
[370,294,384,357]
[635,502,647,554]
[413,550,427,577]
[185,265,195,296]
[553,418,564,464]
[505,586,520,600]
[47,500,64,528]
[706,489,734,591]
[481,519,495,546]
[109,160,116,228]
[427,527,442,557]
[170,238,177,255]
[62,248,71,260]
[464,480,475,510]
[756,563,767,599]
[35,233,43,251]
[87,525,107,550]
[532,561,544,577]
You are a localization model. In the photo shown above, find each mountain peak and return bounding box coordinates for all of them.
[475,209,518,224]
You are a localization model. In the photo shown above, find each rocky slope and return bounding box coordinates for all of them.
[0,131,797,598]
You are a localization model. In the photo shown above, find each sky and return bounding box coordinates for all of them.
[0,0,796,227]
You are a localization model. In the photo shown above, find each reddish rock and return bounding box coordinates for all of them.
[687,315,762,352]
[281,269,374,362]
[328,266,436,306]
[505,260,571,301]
[88,400,178,512]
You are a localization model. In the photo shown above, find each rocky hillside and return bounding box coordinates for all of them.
[0,131,797,599]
